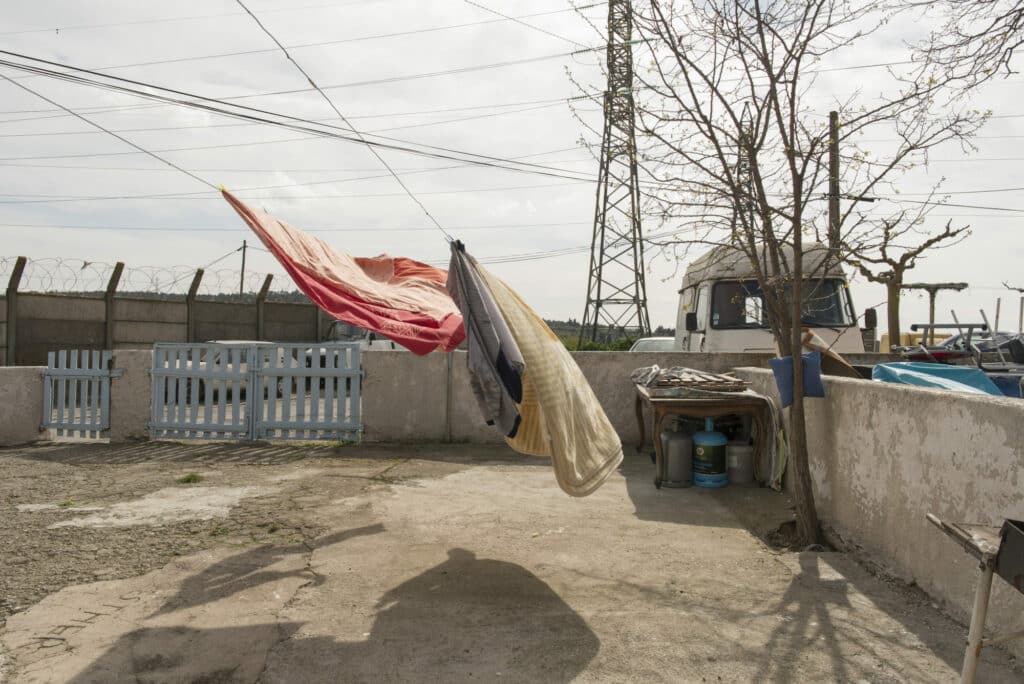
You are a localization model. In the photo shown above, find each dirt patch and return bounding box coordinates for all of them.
[0,442,466,626]
[48,486,273,528]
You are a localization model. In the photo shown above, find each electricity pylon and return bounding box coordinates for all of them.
[578,0,650,345]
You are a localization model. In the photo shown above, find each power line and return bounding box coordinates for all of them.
[883,197,1024,213]
[0,93,576,126]
[4,5,602,80]
[0,153,593,174]
[0,74,215,190]
[0,100,570,139]
[0,220,592,233]
[463,0,587,48]
[236,0,451,241]
[0,50,596,181]
[0,0,394,36]
[0,179,594,205]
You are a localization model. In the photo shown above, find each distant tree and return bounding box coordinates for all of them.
[844,204,971,345]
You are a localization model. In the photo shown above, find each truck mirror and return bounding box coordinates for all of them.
[685,312,699,332]
[863,308,877,330]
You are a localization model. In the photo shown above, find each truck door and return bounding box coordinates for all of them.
[690,285,709,351]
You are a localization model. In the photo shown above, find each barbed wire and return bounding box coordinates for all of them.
[0,256,293,297]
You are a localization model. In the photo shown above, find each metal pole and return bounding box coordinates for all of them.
[5,256,27,366]
[1019,296,1023,335]
[186,269,204,343]
[994,297,1001,332]
[239,240,247,296]
[961,563,994,684]
[928,290,937,346]
[104,262,124,351]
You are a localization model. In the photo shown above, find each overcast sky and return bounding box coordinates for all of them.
[1,1,1023,335]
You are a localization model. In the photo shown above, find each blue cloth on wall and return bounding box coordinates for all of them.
[769,351,825,408]
[871,362,1004,396]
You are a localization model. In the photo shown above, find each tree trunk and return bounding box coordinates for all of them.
[789,243,820,548]
[886,278,902,347]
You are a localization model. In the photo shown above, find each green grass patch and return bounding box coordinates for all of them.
[177,473,203,484]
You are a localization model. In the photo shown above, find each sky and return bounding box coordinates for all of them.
[1,1,1023,335]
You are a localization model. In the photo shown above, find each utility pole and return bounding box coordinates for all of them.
[828,111,840,250]
[578,0,650,346]
[902,282,968,344]
[1003,281,1024,334]
[239,239,247,296]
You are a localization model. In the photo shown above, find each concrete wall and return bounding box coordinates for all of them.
[193,300,258,341]
[113,298,187,347]
[362,351,775,445]
[0,366,45,446]
[263,302,318,341]
[4,292,327,365]
[0,294,6,366]
[734,366,1024,653]
[17,294,105,365]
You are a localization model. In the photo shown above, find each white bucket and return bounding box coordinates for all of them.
[727,443,755,485]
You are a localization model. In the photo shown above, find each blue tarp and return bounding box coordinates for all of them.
[872,362,1004,396]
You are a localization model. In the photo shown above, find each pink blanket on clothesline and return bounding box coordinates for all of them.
[222,190,465,355]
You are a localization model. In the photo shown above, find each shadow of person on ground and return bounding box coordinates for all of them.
[71,547,599,683]
[154,524,384,616]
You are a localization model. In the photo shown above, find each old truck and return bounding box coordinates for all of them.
[675,244,870,354]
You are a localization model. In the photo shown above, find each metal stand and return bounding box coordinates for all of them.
[927,514,1024,683]
[962,562,994,684]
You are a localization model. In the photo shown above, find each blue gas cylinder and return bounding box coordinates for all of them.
[692,417,728,488]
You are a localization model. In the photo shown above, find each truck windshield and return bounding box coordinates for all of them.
[711,279,853,329]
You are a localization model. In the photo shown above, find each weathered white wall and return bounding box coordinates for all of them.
[735,366,1024,654]
[109,349,153,442]
[0,366,45,446]
[362,350,776,445]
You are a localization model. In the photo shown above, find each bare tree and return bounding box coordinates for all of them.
[845,204,971,345]
[612,0,983,546]
[919,0,1024,83]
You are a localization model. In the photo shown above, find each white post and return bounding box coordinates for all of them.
[961,563,994,684]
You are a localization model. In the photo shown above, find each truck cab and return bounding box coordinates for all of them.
[675,244,865,355]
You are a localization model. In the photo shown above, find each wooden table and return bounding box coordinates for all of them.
[634,384,771,488]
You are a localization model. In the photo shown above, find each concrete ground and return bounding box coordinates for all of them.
[0,442,1018,683]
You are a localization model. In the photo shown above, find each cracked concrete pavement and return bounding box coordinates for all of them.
[0,442,1019,683]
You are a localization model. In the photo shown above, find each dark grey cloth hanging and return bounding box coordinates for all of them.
[447,241,524,437]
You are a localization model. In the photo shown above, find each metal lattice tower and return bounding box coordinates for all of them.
[579,0,650,345]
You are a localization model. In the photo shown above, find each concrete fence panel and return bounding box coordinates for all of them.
[17,294,106,365]
[113,298,188,347]
[262,301,318,342]
[193,300,258,342]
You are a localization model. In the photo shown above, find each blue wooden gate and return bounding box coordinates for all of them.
[149,342,362,441]
[41,350,119,438]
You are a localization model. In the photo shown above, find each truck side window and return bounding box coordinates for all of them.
[694,286,709,331]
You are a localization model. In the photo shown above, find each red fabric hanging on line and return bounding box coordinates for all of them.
[222,190,465,355]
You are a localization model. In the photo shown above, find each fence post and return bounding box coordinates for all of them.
[104,262,124,350]
[186,269,204,343]
[256,274,273,340]
[5,256,26,366]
